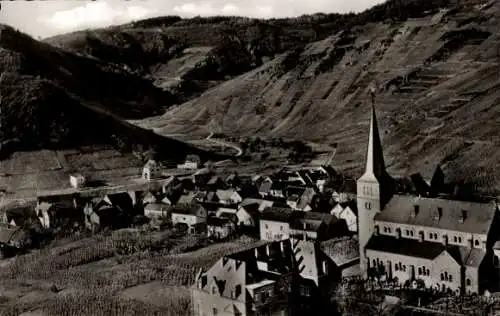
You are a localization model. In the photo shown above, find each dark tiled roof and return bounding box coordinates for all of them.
[260,207,295,223]
[366,235,486,266]
[321,238,359,266]
[375,195,496,235]
[106,192,133,210]
[366,235,446,260]
[290,212,336,231]
[172,204,204,216]
[239,203,261,218]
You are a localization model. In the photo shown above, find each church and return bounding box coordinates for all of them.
[357,102,500,295]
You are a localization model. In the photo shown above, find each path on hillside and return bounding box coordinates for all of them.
[205,132,243,157]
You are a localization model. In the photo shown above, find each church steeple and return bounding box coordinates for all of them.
[363,100,387,180]
[357,90,394,279]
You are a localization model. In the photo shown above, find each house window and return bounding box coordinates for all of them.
[395,265,399,271]
[406,230,410,236]
[300,285,311,297]
[388,227,391,233]
[365,202,371,210]
[410,231,414,237]
[384,227,388,233]
[458,237,462,243]
[475,240,480,246]
[265,224,269,229]
[418,267,422,275]
[449,274,452,282]
[426,269,430,276]
[467,279,471,286]
[440,273,444,281]
[454,236,457,243]
[434,233,438,239]
[372,259,377,267]
[429,232,433,239]
[213,307,218,316]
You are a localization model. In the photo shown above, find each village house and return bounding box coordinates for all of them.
[236,203,261,231]
[177,192,197,205]
[171,204,207,234]
[290,212,347,242]
[259,207,296,241]
[294,187,316,212]
[142,192,158,205]
[207,216,236,240]
[321,237,361,280]
[177,155,200,170]
[216,189,242,205]
[69,174,86,189]
[215,206,239,218]
[34,195,81,230]
[104,192,134,214]
[225,173,243,189]
[206,176,227,191]
[0,225,31,258]
[330,201,358,233]
[191,239,343,316]
[144,203,170,220]
[358,102,500,295]
[83,196,124,231]
[161,176,180,195]
[142,159,161,181]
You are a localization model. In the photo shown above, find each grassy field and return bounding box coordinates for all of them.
[0,229,262,316]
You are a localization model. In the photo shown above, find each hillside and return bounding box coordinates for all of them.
[135,0,500,196]
[0,25,219,163]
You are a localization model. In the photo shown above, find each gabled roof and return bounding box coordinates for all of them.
[321,238,360,266]
[172,204,204,216]
[216,189,239,201]
[259,181,272,193]
[144,203,169,212]
[260,207,296,223]
[105,192,133,210]
[375,195,496,235]
[366,235,445,260]
[238,203,261,218]
[286,186,306,197]
[241,198,274,211]
[208,176,223,185]
[297,187,316,210]
[366,235,486,266]
[177,192,196,205]
[290,212,337,231]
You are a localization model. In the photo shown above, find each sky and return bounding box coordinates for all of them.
[0,0,386,39]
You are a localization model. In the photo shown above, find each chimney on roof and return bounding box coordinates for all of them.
[266,244,271,257]
[322,260,328,275]
[254,247,259,258]
[280,240,285,253]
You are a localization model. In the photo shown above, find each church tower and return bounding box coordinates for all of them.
[357,93,394,278]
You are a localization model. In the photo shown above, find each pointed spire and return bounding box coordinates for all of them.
[363,93,387,180]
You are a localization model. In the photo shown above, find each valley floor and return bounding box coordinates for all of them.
[0,229,262,316]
